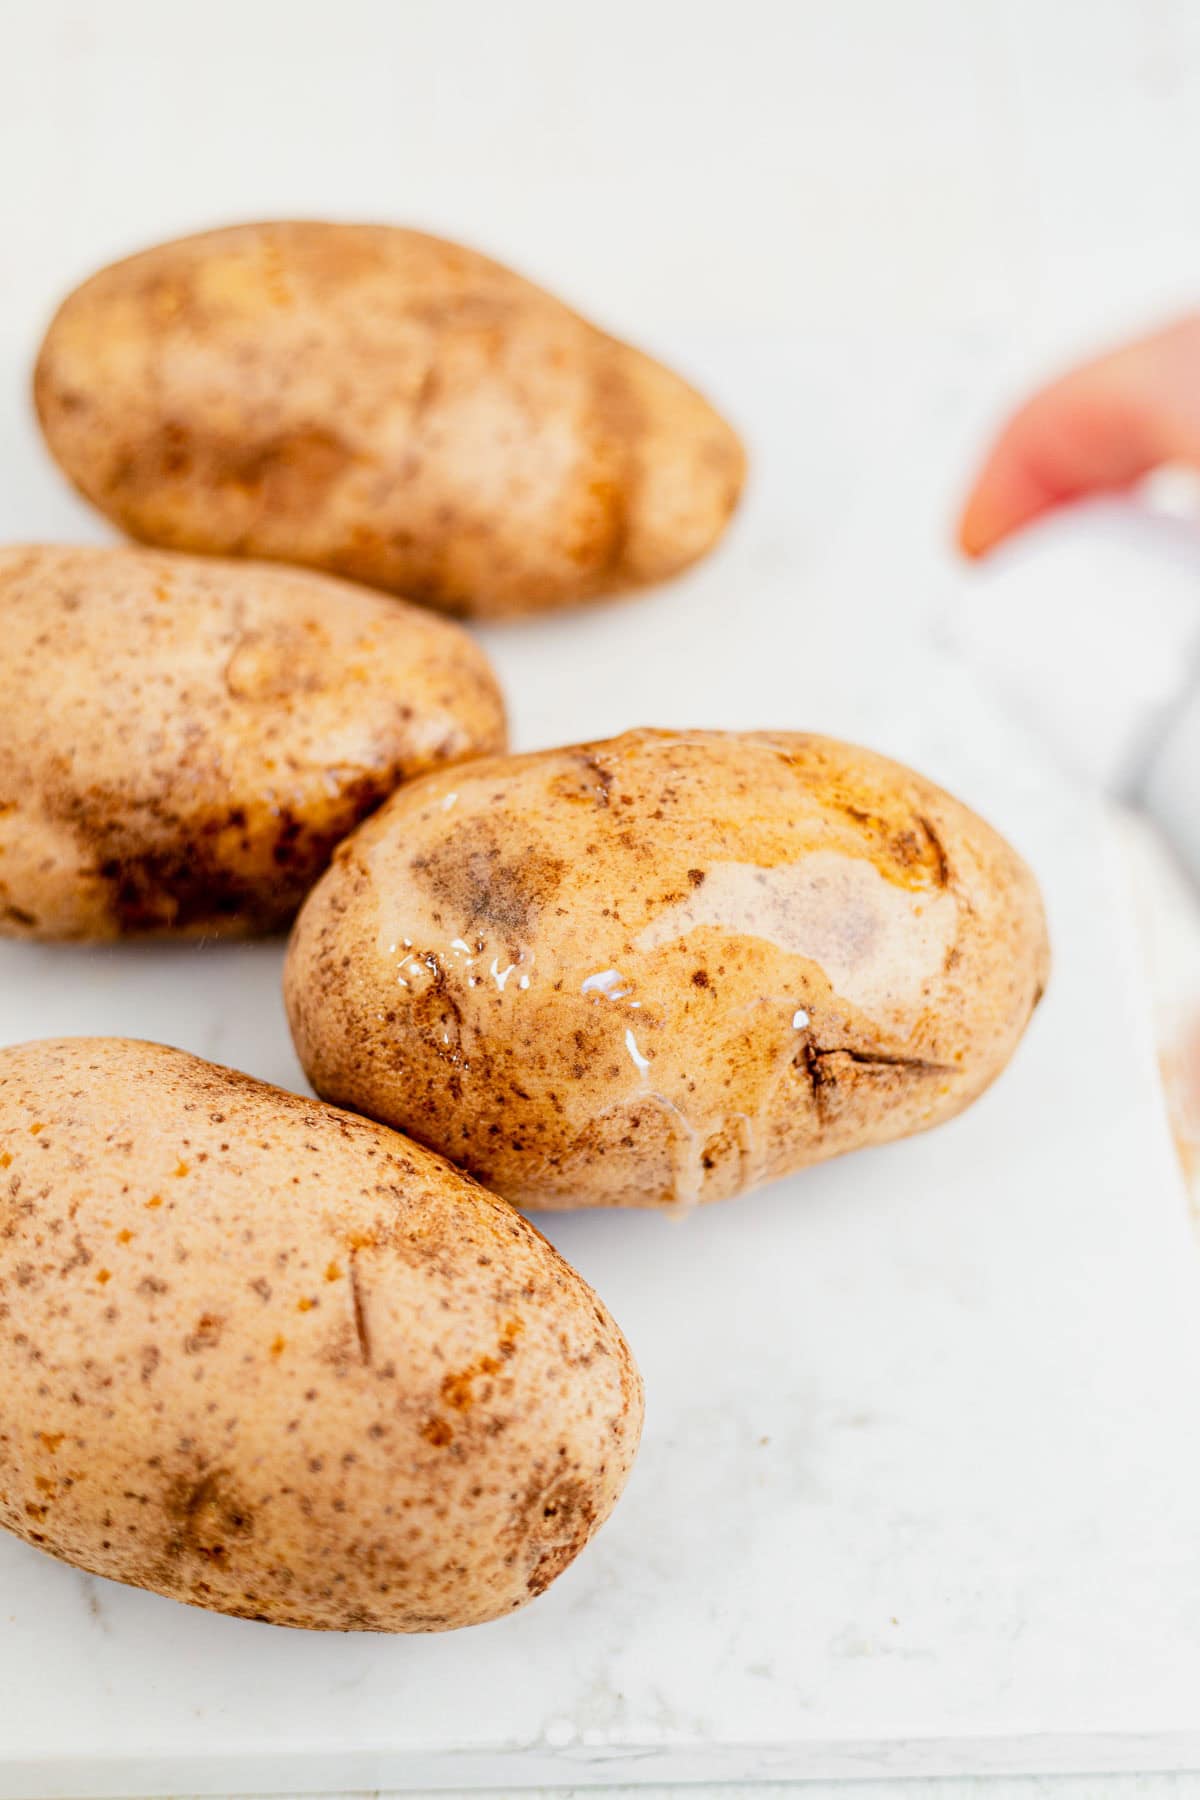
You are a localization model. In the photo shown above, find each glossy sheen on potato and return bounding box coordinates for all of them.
[0,544,505,939]
[34,222,746,619]
[0,1039,642,1630]
[286,729,1050,1209]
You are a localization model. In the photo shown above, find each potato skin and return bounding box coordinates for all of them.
[286,729,1050,1210]
[0,1038,641,1630]
[34,222,746,620]
[0,544,506,940]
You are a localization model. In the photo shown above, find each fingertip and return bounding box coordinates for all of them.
[956,478,1021,560]
[956,501,996,560]
[955,431,1060,564]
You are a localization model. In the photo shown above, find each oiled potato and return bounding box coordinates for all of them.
[0,1039,642,1630]
[34,222,746,619]
[0,544,505,939]
[286,729,1049,1209]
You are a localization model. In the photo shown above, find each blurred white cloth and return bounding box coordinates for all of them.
[1146,685,1200,890]
[948,497,1200,886]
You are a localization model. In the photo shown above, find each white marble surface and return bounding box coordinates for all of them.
[2,341,1200,1796]
[161,1785,1200,1800]
[173,1785,1200,1800]
[4,3,1200,1794]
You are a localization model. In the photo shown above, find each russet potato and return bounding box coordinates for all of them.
[34,222,746,619]
[285,729,1050,1209]
[0,1038,642,1630]
[0,544,505,939]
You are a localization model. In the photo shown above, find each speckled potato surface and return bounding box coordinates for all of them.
[0,544,505,940]
[34,222,746,620]
[286,729,1050,1210]
[0,1038,642,1631]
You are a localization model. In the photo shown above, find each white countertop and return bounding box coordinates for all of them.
[169,1783,1200,1800]
[3,342,1200,1797]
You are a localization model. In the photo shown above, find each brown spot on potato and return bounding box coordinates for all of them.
[521,1476,598,1595]
[412,823,564,939]
[165,1468,255,1565]
[215,427,355,519]
[183,1313,223,1354]
[441,1353,502,1412]
[99,847,261,936]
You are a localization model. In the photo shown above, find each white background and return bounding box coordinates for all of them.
[9,0,1200,344]
[4,4,1200,1797]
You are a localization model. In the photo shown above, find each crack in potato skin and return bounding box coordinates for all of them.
[34,222,747,620]
[285,729,1050,1209]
